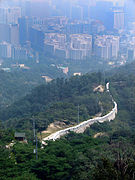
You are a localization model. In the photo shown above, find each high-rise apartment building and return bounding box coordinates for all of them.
[12,46,28,60]
[67,34,92,60]
[18,17,29,45]
[0,8,8,24]
[94,35,119,59]
[0,24,10,43]
[111,37,120,57]
[0,7,21,25]
[113,9,124,30]
[10,24,19,45]
[7,7,21,24]
[0,41,12,58]
[44,33,67,57]
[29,26,44,51]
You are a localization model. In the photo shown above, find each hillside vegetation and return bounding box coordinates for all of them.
[0,72,113,133]
[0,59,66,108]
[1,62,135,179]
[0,70,44,108]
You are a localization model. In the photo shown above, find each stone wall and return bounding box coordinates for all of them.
[42,100,117,143]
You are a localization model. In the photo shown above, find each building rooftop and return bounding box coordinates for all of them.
[15,132,25,138]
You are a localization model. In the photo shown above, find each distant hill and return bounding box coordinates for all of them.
[0,61,66,108]
[107,61,135,77]
[0,70,44,108]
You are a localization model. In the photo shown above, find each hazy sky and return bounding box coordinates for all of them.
[0,0,133,8]
[0,0,126,3]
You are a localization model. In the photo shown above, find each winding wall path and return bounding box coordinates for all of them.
[42,83,117,143]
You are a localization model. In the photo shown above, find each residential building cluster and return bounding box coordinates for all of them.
[127,36,135,60]
[0,0,135,63]
[67,34,92,60]
[94,35,120,59]
[0,7,30,60]
[0,41,28,60]
[45,33,93,60]
[44,33,120,60]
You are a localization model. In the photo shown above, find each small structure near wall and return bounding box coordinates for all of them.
[41,76,53,83]
[73,72,82,76]
[14,132,26,142]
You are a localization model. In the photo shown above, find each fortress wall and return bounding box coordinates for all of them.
[42,100,117,142]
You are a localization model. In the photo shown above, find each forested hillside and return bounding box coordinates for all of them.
[1,62,135,179]
[0,72,113,133]
[0,70,44,108]
[0,60,65,108]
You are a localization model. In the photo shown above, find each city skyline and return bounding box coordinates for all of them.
[0,0,135,62]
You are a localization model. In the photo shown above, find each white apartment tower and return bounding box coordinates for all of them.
[0,7,21,25]
[10,24,19,45]
[113,9,124,30]
[67,34,92,60]
[0,41,12,58]
[94,35,119,59]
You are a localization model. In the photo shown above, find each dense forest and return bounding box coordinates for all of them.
[1,62,135,179]
[0,72,113,133]
[0,70,44,108]
[0,57,66,108]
